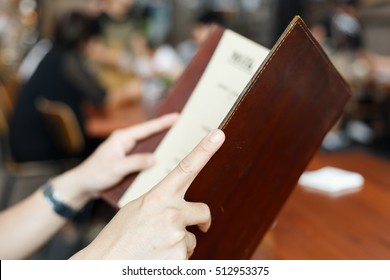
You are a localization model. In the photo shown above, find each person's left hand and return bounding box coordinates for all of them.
[51,113,179,210]
[79,113,179,192]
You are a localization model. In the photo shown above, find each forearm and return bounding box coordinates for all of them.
[0,168,93,259]
[0,115,180,259]
[0,189,67,259]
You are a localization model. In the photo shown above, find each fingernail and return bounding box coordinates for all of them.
[209,129,224,144]
[200,221,211,233]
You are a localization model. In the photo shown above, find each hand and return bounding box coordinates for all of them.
[71,129,225,259]
[51,113,179,210]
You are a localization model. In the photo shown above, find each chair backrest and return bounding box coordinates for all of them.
[0,105,8,137]
[35,98,85,156]
[0,81,13,137]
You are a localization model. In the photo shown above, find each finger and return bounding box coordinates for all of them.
[185,231,197,258]
[115,153,155,176]
[182,202,211,233]
[117,113,179,152]
[158,129,225,196]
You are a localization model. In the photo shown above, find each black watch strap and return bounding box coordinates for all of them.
[42,182,78,219]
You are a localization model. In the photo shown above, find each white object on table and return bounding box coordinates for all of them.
[298,166,364,196]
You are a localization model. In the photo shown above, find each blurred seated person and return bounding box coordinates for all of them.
[88,0,148,71]
[130,31,184,84]
[17,39,52,84]
[9,11,139,163]
[310,0,365,83]
[311,0,390,85]
[312,0,390,148]
[127,31,184,116]
[311,0,363,52]
[177,10,226,65]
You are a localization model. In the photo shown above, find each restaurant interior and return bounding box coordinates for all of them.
[0,0,389,259]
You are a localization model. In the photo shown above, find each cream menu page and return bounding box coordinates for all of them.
[119,30,269,207]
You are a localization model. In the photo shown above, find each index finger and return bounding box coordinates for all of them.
[158,129,225,197]
[116,113,179,152]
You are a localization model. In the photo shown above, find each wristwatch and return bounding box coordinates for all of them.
[42,181,78,219]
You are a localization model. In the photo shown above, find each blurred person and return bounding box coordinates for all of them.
[312,0,390,149]
[311,0,365,149]
[128,31,184,116]
[89,0,149,71]
[0,114,226,259]
[130,31,184,84]
[309,0,390,76]
[310,0,363,52]
[177,10,226,65]
[9,11,139,163]
[145,0,173,48]
[90,0,172,71]
[17,38,52,84]
[274,0,305,43]
[89,0,136,70]
[86,0,106,17]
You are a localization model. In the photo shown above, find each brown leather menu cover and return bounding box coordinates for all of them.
[102,17,351,259]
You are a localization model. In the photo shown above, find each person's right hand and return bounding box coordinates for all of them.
[71,129,225,259]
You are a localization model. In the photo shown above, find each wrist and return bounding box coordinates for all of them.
[42,182,79,219]
[51,168,95,211]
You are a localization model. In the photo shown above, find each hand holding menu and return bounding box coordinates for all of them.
[103,17,351,259]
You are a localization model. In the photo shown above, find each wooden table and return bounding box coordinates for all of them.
[84,67,152,138]
[252,150,390,259]
[84,101,149,138]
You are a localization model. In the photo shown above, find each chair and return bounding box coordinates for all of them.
[1,81,54,208]
[35,98,85,157]
[0,81,13,137]
[0,92,83,210]
[0,81,15,170]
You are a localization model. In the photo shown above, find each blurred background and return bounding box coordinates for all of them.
[0,0,390,259]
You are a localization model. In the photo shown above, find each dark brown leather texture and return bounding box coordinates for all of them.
[103,17,350,259]
[187,17,350,259]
